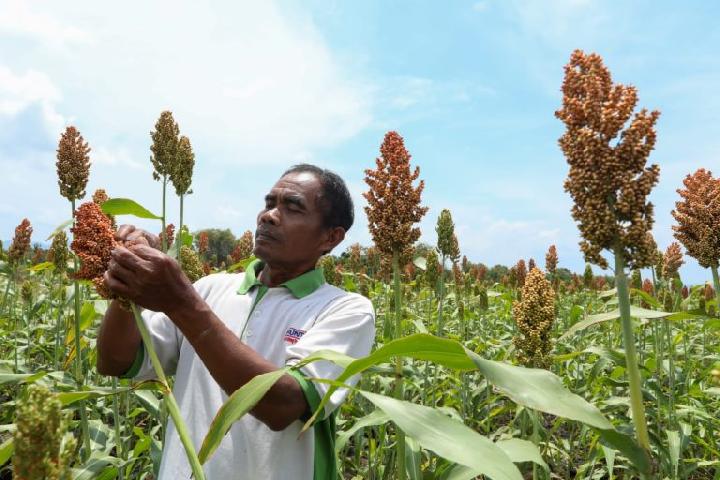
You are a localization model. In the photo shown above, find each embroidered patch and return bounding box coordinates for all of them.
[283,327,306,344]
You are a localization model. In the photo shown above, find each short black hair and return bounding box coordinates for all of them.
[282,164,354,232]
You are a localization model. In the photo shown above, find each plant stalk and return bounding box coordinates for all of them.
[711,265,720,315]
[614,247,651,455]
[130,303,205,480]
[391,252,405,480]
[178,193,184,261]
[161,174,167,252]
[71,199,91,460]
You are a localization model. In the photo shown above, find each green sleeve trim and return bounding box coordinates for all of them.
[119,346,144,379]
[288,369,338,480]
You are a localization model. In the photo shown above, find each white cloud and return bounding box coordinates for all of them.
[0,0,90,46]
[0,66,64,134]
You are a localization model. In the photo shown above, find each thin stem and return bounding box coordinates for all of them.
[71,199,91,460]
[391,252,405,480]
[129,303,206,480]
[161,175,167,252]
[711,266,720,315]
[178,194,184,261]
[437,255,446,337]
[614,247,651,455]
[112,376,124,480]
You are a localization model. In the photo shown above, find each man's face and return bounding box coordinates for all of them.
[254,172,337,268]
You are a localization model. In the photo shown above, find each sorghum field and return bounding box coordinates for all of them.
[1,51,719,480]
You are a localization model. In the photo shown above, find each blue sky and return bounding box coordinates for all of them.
[1,0,718,284]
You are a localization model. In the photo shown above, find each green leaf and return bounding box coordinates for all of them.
[495,438,548,470]
[101,198,162,220]
[0,438,13,466]
[359,390,522,480]
[46,218,73,240]
[630,288,661,308]
[199,368,288,464]
[597,428,651,475]
[227,255,258,273]
[335,409,389,453]
[30,261,55,272]
[413,256,427,271]
[71,455,119,480]
[465,350,612,430]
[598,288,617,298]
[301,334,476,430]
[0,372,47,386]
[561,306,672,339]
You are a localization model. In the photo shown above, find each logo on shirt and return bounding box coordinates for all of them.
[283,327,306,344]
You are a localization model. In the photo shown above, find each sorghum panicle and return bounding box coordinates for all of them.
[556,50,660,269]
[159,223,176,250]
[92,188,116,229]
[8,218,33,265]
[13,385,76,480]
[348,243,362,273]
[198,231,209,255]
[180,245,204,282]
[150,111,180,181]
[583,264,594,289]
[56,126,91,202]
[513,268,556,369]
[364,131,428,260]
[671,169,720,269]
[515,259,527,288]
[230,230,254,264]
[663,242,684,280]
[435,209,460,261]
[171,135,195,196]
[70,202,119,301]
[545,245,558,277]
[48,231,69,274]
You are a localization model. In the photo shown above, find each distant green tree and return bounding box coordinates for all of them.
[486,264,509,284]
[194,229,237,267]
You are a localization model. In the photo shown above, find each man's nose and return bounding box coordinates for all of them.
[259,207,280,225]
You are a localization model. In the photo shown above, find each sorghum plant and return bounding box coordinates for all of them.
[230,230,254,264]
[13,385,76,480]
[671,168,720,308]
[180,245,205,282]
[150,111,180,252]
[56,126,90,202]
[513,268,556,369]
[56,125,92,457]
[48,231,69,275]
[170,135,195,256]
[71,200,205,480]
[556,49,660,456]
[364,130,427,479]
[159,223,176,251]
[435,209,459,336]
[663,242,684,282]
[545,245,558,285]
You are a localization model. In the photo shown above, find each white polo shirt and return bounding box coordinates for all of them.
[123,259,375,480]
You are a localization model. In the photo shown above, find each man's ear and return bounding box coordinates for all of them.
[320,227,346,255]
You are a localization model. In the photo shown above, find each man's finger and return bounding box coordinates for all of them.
[108,258,136,287]
[111,245,145,271]
[115,224,136,242]
[129,243,164,261]
[104,271,130,297]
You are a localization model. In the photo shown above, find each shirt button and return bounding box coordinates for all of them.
[254,310,261,316]
[246,329,253,337]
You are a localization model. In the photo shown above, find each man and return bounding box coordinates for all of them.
[97,164,375,479]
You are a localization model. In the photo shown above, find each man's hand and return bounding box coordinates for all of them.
[104,244,198,316]
[115,224,161,249]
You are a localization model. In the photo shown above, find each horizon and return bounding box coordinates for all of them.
[2,1,718,285]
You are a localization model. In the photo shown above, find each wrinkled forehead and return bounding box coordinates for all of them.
[268,171,322,204]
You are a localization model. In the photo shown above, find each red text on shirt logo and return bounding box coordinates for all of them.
[284,328,306,344]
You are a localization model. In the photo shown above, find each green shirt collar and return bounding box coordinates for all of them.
[237,259,325,298]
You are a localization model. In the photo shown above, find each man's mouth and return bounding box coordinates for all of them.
[255,229,277,241]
